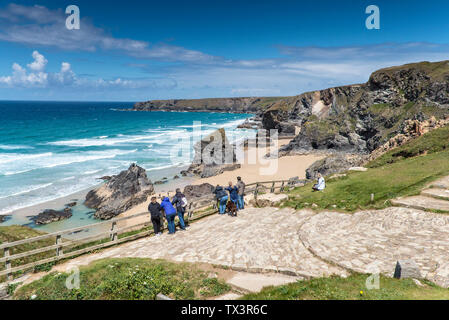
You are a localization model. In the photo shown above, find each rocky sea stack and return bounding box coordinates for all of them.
[181,128,241,178]
[85,164,154,220]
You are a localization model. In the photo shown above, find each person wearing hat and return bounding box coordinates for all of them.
[172,188,187,231]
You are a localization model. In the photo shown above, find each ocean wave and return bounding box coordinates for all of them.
[0,183,53,200]
[0,149,137,176]
[0,144,34,150]
[83,169,102,175]
[0,152,53,165]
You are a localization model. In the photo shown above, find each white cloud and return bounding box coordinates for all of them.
[0,50,177,91]
[27,50,48,71]
[0,4,219,64]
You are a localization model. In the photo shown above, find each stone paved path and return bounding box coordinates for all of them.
[299,207,449,288]
[57,207,347,279]
[21,175,449,292]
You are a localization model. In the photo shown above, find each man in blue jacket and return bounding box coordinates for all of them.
[213,185,228,215]
[226,181,239,210]
[160,197,177,234]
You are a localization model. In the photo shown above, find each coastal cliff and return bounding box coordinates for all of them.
[273,61,449,154]
[133,97,284,114]
[134,60,449,156]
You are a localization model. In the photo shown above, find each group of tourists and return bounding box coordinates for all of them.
[214,176,246,215]
[148,173,325,236]
[148,188,188,236]
[148,177,246,236]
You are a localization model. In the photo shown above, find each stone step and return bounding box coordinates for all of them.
[430,176,449,190]
[422,188,449,201]
[391,196,449,213]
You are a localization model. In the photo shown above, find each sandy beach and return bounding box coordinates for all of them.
[118,138,323,229]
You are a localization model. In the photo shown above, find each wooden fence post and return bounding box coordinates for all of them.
[254,183,259,201]
[271,182,275,193]
[56,235,63,257]
[280,181,285,192]
[110,221,117,242]
[4,247,11,281]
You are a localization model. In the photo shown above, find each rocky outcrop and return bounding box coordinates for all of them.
[368,116,449,161]
[182,128,241,178]
[133,97,284,114]
[306,154,367,180]
[85,164,154,220]
[31,208,72,225]
[275,61,449,155]
[0,215,10,224]
[184,183,215,199]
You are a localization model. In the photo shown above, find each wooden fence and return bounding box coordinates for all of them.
[0,179,300,284]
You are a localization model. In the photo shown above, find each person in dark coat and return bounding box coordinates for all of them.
[214,185,228,215]
[172,188,187,231]
[160,196,177,234]
[148,197,162,236]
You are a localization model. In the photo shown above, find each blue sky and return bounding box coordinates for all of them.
[0,0,449,101]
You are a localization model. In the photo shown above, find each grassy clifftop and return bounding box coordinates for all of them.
[285,124,449,212]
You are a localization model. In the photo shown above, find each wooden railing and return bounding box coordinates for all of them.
[0,178,302,284]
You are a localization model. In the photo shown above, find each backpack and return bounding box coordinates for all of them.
[180,196,188,208]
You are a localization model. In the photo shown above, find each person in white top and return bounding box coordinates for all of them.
[312,173,326,191]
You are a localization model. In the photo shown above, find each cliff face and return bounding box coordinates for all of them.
[133,97,285,114]
[275,61,449,154]
[134,60,449,155]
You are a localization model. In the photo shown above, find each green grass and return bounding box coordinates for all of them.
[285,125,449,212]
[0,226,56,281]
[242,274,449,300]
[13,258,231,300]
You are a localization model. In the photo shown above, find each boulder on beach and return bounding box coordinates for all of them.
[85,164,154,220]
[183,183,216,208]
[31,208,72,225]
[184,128,240,178]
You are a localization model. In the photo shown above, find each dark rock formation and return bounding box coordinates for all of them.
[85,164,154,220]
[154,178,168,185]
[0,215,10,224]
[65,202,77,208]
[31,208,72,225]
[306,154,367,180]
[184,128,241,178]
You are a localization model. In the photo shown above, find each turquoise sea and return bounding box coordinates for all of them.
[0,101,254,231]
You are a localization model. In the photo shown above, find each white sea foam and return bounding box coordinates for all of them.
[0,149,137,176]
[0,183,53,200]
[0,152,53,165]
[0,144,34,150]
